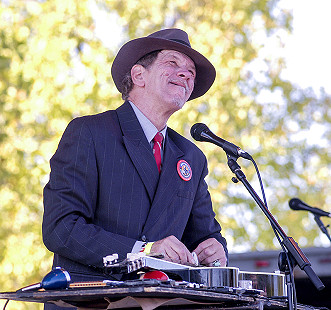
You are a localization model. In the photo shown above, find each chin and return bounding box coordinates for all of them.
[162,92,189,112]
[170,96,187,110]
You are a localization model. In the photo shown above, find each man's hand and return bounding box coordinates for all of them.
[193,238,227,267]
[151,235,196,265]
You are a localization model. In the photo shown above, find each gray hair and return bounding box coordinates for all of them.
[121,50,161,100]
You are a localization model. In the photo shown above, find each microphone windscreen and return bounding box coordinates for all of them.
[191,123,208,141]
[289,198,302,210]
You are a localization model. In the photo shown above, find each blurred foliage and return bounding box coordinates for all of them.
[0,0,330,308]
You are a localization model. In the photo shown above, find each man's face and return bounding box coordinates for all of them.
[142,50,196,113]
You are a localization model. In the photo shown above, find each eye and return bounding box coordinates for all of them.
[189,70,196,77]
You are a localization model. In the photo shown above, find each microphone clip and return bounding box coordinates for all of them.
[227,155,247,184]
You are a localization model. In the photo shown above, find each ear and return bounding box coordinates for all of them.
[131,64,145,87]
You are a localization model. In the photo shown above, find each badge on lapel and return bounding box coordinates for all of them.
[177,160,192,181]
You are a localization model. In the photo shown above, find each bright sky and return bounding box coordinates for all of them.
[280,0,331,95]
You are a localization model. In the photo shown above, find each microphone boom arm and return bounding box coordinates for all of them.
[314,215,331,243]
[227,156,325,291]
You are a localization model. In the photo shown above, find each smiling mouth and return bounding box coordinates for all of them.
[169,81,186,90]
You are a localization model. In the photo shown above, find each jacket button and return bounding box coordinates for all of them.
[141,235,147,242]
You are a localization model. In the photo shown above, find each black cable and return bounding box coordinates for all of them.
[283,250,297,310]
[251,157,283,244]
[3,299,9,310]
[250,157,297,310]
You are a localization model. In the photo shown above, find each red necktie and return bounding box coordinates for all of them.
[153,132,163,174]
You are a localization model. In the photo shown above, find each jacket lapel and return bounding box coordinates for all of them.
[116,102,159,202]
[141,130,184,235]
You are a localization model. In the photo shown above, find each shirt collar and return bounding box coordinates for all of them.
[129,101,167,145]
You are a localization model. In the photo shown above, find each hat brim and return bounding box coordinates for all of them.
[111,37,216,101]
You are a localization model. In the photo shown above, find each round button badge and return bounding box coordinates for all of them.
[177,160,192,181]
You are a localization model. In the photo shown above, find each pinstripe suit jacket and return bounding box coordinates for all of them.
[42,101,227,280]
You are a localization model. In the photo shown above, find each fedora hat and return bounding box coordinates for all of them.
[111,28,216,101]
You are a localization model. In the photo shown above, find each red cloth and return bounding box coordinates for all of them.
[153,132,163,173]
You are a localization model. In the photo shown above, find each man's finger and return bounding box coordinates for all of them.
[193,238,227,266]
[151,235,195,265]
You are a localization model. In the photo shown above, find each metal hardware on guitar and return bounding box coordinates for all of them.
[239,270,286,298]
[104,252,191,274]
[103,253,286,297]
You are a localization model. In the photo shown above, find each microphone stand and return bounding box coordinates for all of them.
[313,215,331,243]
[226,155,325,309]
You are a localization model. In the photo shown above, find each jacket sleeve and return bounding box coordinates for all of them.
[42,117,136,268]
[181,156,228,258]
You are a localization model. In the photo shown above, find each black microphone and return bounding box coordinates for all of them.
[289,198,331,218]
[190,123,252,160]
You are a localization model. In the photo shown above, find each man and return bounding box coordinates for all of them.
[42,28,227,309]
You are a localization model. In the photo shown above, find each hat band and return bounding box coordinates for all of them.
[169,38,191,48]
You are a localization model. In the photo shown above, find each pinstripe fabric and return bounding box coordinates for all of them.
[42,101,227,303]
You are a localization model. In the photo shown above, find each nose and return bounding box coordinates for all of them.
[177,69,195,92]
[177,68,194,80]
